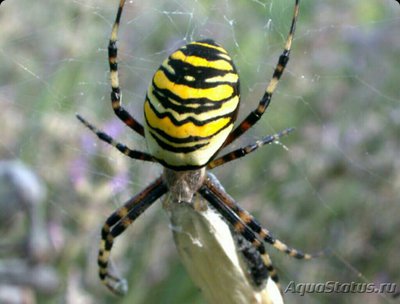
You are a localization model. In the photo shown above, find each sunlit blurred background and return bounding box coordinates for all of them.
[0,0,399,303]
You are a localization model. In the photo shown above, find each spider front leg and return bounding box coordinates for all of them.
[108,0,145,137]
[198,179,281,288]
[202,173,321,260]
[98,176,167,295]
[199,172,322,294]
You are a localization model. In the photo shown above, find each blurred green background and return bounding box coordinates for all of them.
[0,0,399,303]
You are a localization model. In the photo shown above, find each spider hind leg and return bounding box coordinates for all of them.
[108,0,145,137]
[222,0,300,147]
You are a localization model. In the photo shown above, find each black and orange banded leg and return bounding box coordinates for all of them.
[76,114,155,162]
[109,0,145,137]
[208,127,294,169]
[98,176,168,295]
[203,173,321,260]
[198,182,281,288]
[236,234,269,287]
[222,0,300,148]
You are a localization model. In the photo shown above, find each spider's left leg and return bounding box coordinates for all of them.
[208,127,294,169]
[198,182,281,287]
[98,176,168,295]
[202,173,321,260]
[77,114,155,162]
[222,0,300,148]
[108,0,145,137]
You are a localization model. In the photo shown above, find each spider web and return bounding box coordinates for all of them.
[0,0,399,303]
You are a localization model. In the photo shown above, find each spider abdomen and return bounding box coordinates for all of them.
[144,40,240,170]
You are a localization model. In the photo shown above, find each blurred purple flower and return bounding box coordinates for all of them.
[69,157,88,188]
[109,170,130,193]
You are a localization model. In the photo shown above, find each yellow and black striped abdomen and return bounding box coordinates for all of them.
[144,40,240,170]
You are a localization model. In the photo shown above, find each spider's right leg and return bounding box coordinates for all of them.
[222,0,300,148]
[109,0,145,137]
[98,176,168,295]
[198,182,281,289]
[208,127,294,169]
[203,173,323,260]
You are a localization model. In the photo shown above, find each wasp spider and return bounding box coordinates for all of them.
[77,0,318,296]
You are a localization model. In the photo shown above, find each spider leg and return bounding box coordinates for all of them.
[76,114,155,162]
[109,0,145,137]
[222,0,300,148]
[208,127,294,169]
[236,233,274,287]
[202,173,321,260]
[198,182,281,288]
[98,176,168,295]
